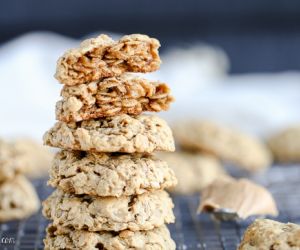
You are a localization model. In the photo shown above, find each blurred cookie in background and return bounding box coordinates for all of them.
[174,120,272,173]
[0,175,40,222]
[13,138,54,178]
[158,151,225,195]
[198,176,278,220]
[0,139,29,181]
[268,126,300,163]
[238,219,300,250]
[0,138,41,221]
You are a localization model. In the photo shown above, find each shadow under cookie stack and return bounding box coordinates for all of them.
[42,34,177,249]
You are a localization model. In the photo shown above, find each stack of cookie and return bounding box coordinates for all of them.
[42,34,177,249]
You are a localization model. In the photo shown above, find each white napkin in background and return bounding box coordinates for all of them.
[163,73,300,138]
[0,32,77,141]
[0,31,299,141]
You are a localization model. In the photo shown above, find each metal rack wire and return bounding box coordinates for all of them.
[0,165,299,250]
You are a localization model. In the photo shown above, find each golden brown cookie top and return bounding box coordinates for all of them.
[56,73,174,122]
[55,34,161,85]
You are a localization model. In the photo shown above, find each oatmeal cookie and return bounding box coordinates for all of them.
[43,114,175,153]
[49,150,177,197]
[55,34,161,85]
[268,126,300,163]
[13,138,53,178]
[238,219,300,249]
[56,74,173,122]
[0,175,40,222]
[44,224,176,250]
[174,120,272,172]
[0,139,29,181]
[158,151,225,194]
[43,189,174,232]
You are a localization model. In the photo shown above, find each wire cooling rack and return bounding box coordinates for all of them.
[0,165,299,250]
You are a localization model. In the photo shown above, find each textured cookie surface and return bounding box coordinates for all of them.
[43,114,175,153]
[174,120,272,172]
[49,150,177,197]
[268,126,300,163]
[238,219,300,250]
[56,74,174,122]
[43,189,175,231]
[44,224,176,250]
[0,139,29,181]
[55,34,161,85]
[0,175,40,222]
[158,152,225,194]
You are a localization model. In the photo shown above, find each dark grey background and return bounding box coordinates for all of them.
[1,0,300,73]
